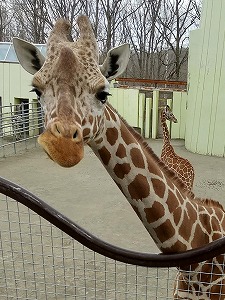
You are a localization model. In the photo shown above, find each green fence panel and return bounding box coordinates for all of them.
[144,97,152,138]
[171,92,187,139]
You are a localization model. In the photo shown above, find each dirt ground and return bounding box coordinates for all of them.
[1,138,225,255]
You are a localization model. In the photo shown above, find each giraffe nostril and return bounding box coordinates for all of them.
[73,130,78,139]
[51,122,80,139]
[55,124,61,134]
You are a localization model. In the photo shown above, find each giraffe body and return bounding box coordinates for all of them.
[13,16,225,299]
[161,105,195,191]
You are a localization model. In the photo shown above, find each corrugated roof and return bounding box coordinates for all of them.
[0,42,46,62]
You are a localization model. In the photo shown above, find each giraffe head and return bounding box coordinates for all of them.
[162,105,178,123]
[13,16,130,167]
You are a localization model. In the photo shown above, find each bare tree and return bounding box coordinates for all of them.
[192,0,202,22]
[157,0,199,80]
[0,1,14,41]
[0,0,202,81]
[13,0,49,43]
[45,0,83,35]
[98,0,143,52]
[124,0,165,78]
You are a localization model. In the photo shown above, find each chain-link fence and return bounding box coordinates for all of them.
[0,102,44,158]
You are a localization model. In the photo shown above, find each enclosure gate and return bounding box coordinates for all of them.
[0,102,44,158]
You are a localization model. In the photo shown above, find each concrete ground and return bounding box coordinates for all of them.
[1,138,225,255]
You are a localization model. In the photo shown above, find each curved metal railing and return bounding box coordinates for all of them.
[0,176,225,269]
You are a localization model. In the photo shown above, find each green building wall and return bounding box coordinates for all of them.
[0,62,34,104]
[185,0,225,156]
[1,61,187,140]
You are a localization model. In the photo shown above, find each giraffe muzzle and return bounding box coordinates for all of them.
[38,121,84,168]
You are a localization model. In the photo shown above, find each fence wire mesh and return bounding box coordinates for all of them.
[0,181,225,299]
[0,195,177,300]
[0,102,44,158]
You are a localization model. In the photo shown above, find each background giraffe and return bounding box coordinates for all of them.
[14,16,225,299]
[161,105,195,191]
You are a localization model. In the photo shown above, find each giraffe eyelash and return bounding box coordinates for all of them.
[95,91,111,104]
[30,87,42,98]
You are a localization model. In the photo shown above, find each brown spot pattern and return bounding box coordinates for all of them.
[148,161,164,178]
[211,216,220,232]
[144,202,165,223]
[186,202,197,221]
[121,124,135,145]
[95,137,103,144]
[98,146,111,166]
[83,128,90,137]
[166,190,180,213]
[212,232,222,240]
[173,207,182,226]
[166,176,175,190]
[106,127,118,146]
[152,178,166,199]
[113,163,131,179]
[179,211,192,240]
[154,219,175,243]
[214,207,223,221]
[166,240,187,253]
[89,115,93,124]
[191,224,209,248]
[176,189,185,205]
[116,144,127,158]
[105,109,110,121]
[201,213,211,235]
[130,148,145,168]
[128,174,150,200]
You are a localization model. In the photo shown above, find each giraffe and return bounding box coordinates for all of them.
[160,105,195,191]
[13,16,225,299]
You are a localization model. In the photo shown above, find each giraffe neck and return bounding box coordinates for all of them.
[88,104,225,254]
[161,113,170,144]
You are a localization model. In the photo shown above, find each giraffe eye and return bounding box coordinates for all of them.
[95,91,111,104]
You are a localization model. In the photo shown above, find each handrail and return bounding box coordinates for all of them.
[0,176,224,268]
[116,77,187,87]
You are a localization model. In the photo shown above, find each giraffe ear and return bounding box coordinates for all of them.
[100,44,130,81]
[13,37,45,75]
[165,105,171,112]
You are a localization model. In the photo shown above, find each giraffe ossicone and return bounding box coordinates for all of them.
[160,105,195,191]
[14,16,225,299]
